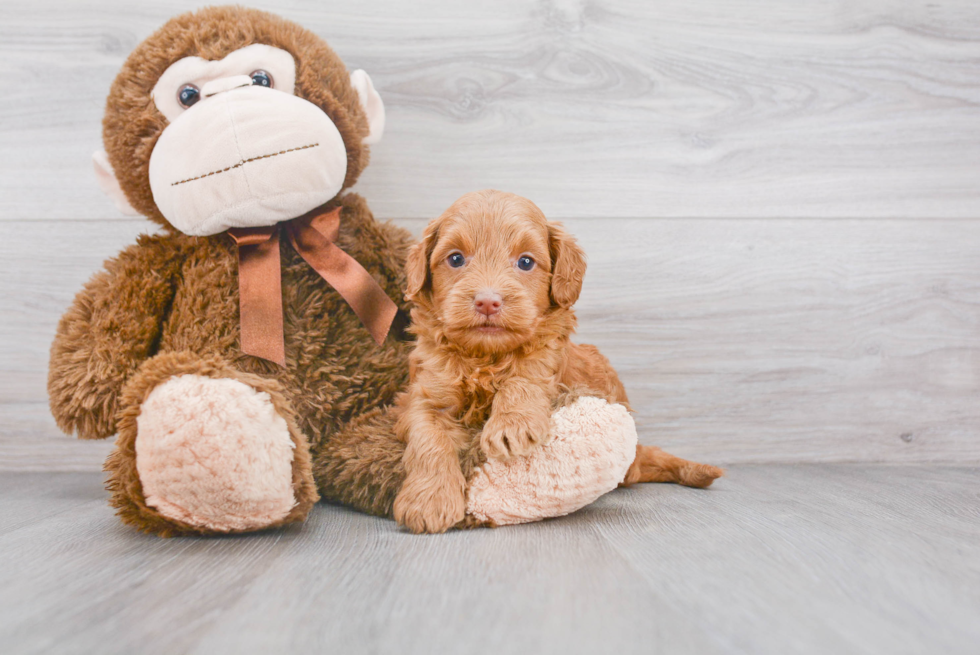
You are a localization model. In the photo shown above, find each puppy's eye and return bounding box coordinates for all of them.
[250,70,273,88]
[517,255,535,271]
[447,252,466,268]
[177,84,201,108]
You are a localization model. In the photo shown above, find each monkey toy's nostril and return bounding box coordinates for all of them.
[474,291,503,317]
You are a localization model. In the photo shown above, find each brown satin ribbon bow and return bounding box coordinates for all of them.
[227,205,398,366]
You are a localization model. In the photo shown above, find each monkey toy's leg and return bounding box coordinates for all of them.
[105,351,318,537]
[311,407,407,518]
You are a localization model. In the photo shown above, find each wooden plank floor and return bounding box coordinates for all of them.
[1,465,978,655]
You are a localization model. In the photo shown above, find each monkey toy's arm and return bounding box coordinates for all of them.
[48,234,183,439]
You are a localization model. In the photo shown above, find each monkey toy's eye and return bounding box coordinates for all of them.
[250,70,273,88]
[177,84,200,108]
[447,252,466,268]
[517,255,535,271]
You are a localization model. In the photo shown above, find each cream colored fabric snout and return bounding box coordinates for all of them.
[148,84,348,236]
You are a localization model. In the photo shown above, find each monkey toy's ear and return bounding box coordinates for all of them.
[92,150,139,216]
[349,70,385,145]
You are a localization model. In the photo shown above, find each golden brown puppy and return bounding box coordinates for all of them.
[393,190,722,534]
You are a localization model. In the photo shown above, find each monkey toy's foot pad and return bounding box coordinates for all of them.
[135,374,297,532]
[466,397,638,526]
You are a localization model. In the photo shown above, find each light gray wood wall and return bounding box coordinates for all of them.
[1,1,979,469]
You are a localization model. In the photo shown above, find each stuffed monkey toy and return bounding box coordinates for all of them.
[49,6,717,537]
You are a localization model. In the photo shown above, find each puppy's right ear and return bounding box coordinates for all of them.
[548,221,587,308]
[405,219,440,302]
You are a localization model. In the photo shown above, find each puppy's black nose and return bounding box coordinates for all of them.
[474,291,502,317]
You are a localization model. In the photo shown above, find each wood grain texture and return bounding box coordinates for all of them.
[2,0,980,220]
[0,466,977,654]
[3,217,978,469]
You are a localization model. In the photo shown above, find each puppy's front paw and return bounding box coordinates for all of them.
[480,410,552,461]
[393,472,467,534]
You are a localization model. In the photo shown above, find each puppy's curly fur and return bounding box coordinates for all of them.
[392,190,722,534]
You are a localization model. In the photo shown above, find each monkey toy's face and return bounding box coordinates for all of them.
[147,44,380,236]
[94,7,385,236]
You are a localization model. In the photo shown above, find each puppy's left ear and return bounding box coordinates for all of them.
[548,221,587,308]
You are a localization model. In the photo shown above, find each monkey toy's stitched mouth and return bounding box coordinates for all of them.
[170,142,320,187]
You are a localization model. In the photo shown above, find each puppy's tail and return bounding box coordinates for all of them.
[620,445,724,489]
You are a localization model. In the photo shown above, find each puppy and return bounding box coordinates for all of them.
[393,190,722,534]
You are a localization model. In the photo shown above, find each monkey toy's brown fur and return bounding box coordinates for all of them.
[48,7,417,536]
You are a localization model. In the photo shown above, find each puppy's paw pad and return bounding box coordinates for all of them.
[393,477,466,534]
